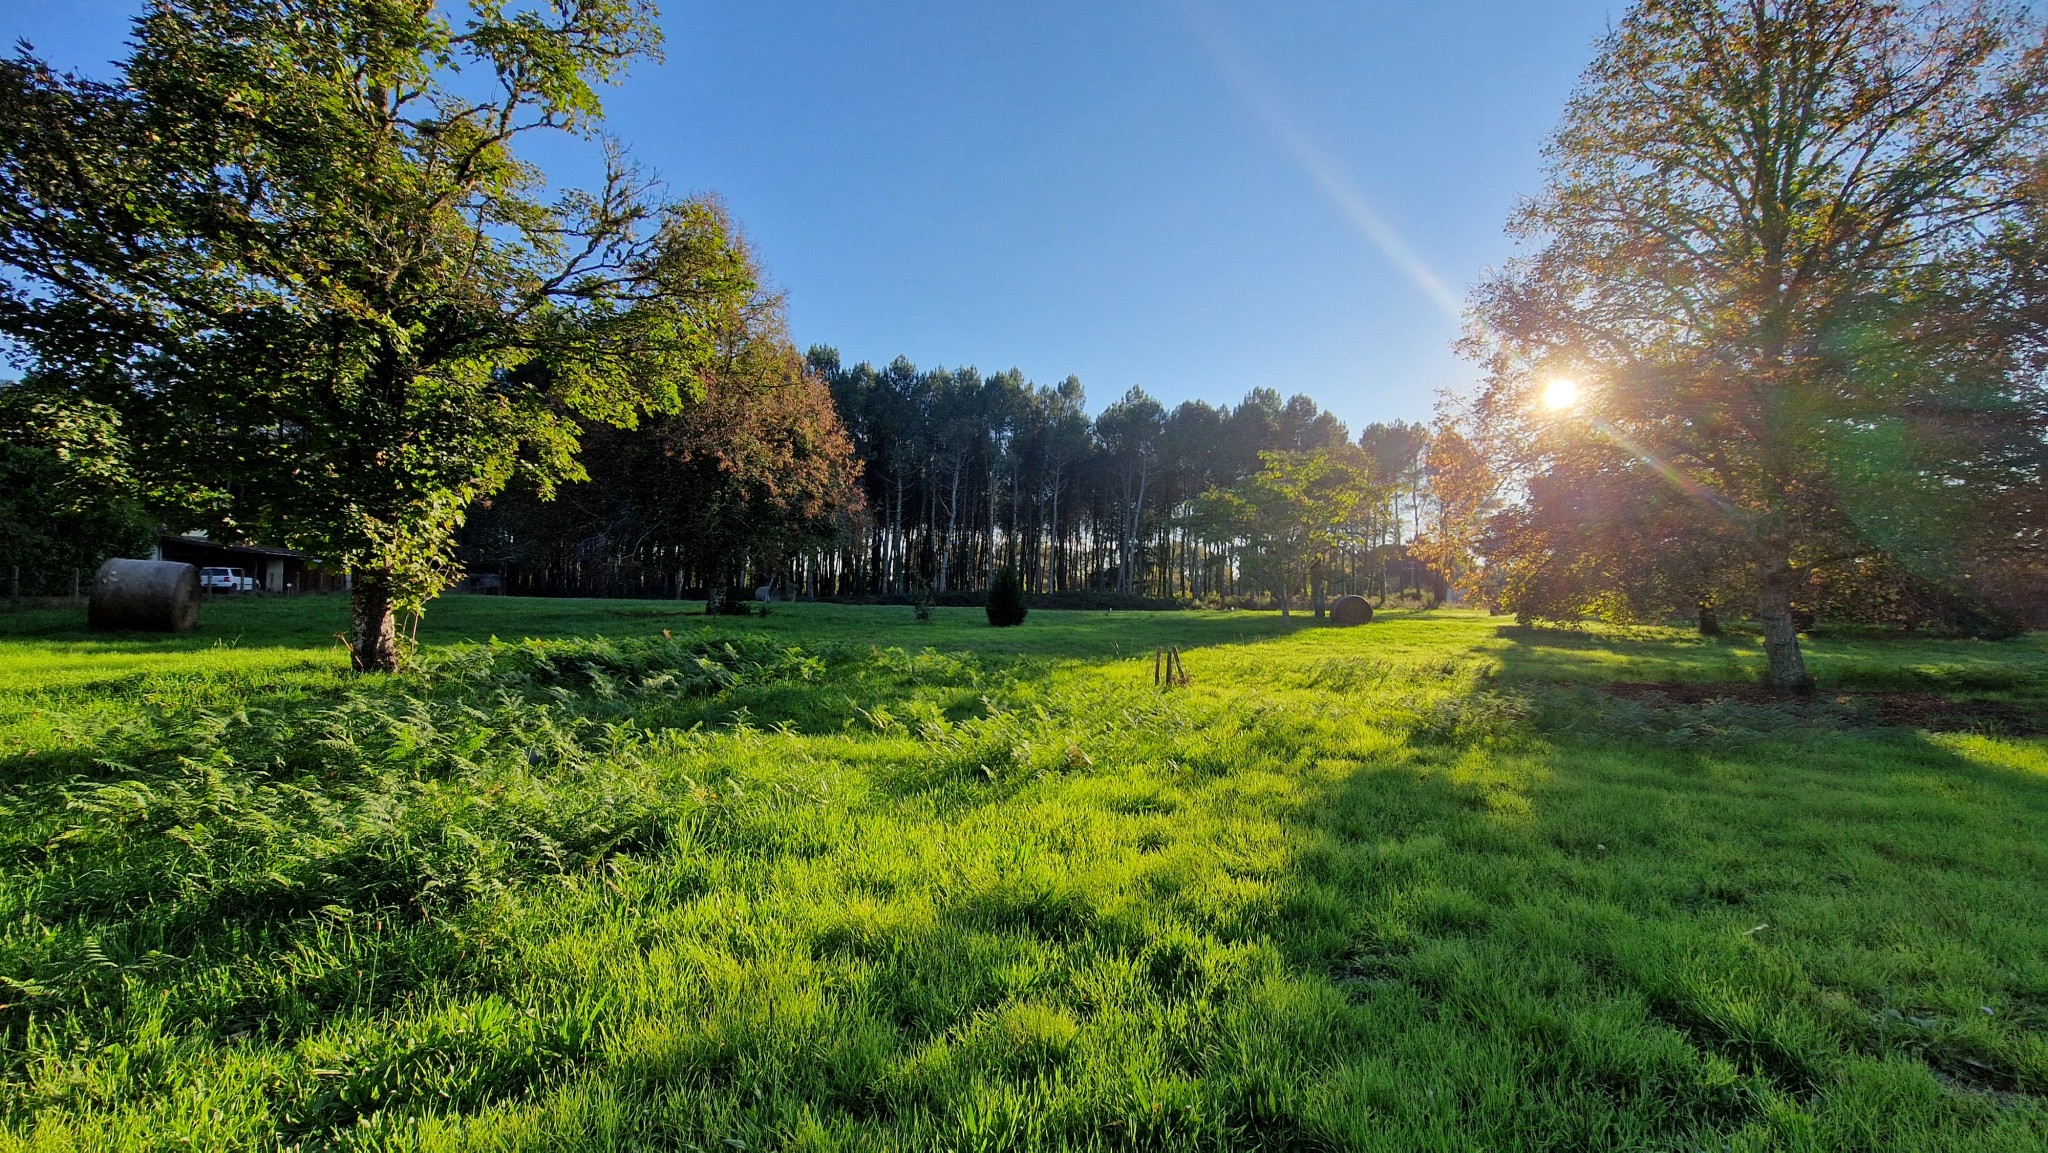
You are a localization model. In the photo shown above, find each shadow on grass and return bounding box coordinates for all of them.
[1493,619,2048,699]
[1243,629,2048,1145]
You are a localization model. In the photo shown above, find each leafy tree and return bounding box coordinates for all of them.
[1411,424,1500,608]
[1486,445,1749,630]
[1204,446,1380,617]
[0,382,155,592]
[471,233,863,606]
[1467,0,2048,685]
[0,0,750,669]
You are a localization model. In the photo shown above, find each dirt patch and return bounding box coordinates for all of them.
[1597,682,2045,736]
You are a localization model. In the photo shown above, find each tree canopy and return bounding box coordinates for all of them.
[463,226,864,602]
[0,0,752,668]
[1464,0,2048,683]
[0,384,154,593]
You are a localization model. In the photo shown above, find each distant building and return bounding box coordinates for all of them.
[152,534,342,593]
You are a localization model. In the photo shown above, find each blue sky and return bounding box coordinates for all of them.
[6,1,1619,432]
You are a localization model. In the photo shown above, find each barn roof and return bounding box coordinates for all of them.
[158,533,317,561]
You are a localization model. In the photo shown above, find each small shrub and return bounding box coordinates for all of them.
[986,566,1027,628]
[910,584,935,623]
[704,586,751,616]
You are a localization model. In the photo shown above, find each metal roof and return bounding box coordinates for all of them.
[159,533,318,560]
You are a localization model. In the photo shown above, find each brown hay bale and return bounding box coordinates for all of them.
[89,559,201,632]
[1330,594,1374,626]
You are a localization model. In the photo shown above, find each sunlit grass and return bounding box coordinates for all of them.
[0,598,2042,1149]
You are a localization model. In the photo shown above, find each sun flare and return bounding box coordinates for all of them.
[1541,378,1581,411]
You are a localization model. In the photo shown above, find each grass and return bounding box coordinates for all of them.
[0,594,2044,1150]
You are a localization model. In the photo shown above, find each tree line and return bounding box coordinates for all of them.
[460,342,1451,617]
[804,351,1443,613]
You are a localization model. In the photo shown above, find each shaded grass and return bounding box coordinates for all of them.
[0,601,2043,1149]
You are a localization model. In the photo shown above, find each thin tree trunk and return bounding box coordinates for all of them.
[1756,545,1810,690]
[1048,469,1062,593]
[891,474,905,593]
[939,462,962,592]
[348,576,400,673]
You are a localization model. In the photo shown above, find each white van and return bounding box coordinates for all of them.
[199,566,255,593]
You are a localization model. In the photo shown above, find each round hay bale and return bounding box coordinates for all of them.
[89,559,201,632]
[1330,594,1374,626]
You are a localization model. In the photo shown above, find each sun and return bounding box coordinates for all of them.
[1541,377,1581,411]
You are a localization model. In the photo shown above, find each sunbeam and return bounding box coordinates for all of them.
[1180,3,1467,325]
[1180,4,1743,529]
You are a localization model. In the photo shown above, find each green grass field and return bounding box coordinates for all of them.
[1,596,2044,1151]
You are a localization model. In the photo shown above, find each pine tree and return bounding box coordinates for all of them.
[986,565,1027,627]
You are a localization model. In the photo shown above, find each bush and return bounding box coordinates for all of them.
[986,566,1027,627]
[704,585,752,616]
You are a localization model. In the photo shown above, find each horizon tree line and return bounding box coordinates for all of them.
[804,348,1440,609]
[457,345,1450,613]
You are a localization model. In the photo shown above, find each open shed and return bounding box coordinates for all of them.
[153,534,338,593]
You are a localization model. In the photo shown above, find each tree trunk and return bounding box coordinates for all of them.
[349,577,400,673]
[1696,597,1720,637]
[1131,463,1149,594]
[939,463,962,592]
[988,465,1000,586]
[890,474,905,593]
[1311,559,1326,619]
[1755,548,1811,690]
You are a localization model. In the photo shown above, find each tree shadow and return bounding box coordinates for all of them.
[1492,619,2048,702]
[1242,627,2048,1145]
